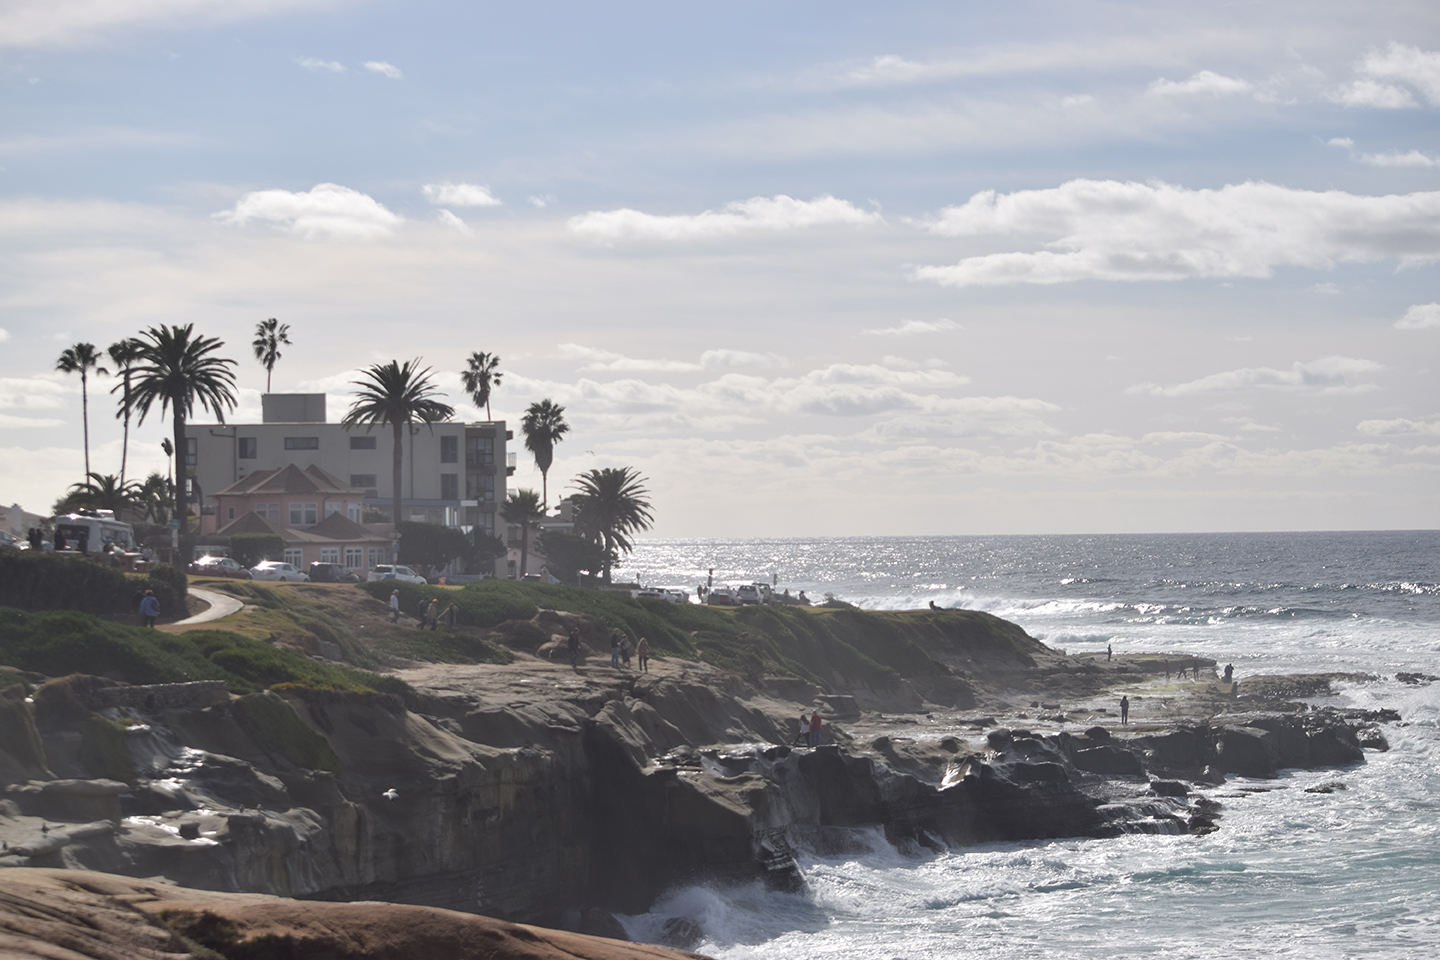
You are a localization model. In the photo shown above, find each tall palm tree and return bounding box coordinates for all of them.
[460,351,503,420]
[521,398,569,510]
[571,466,654,585]
[67,472,143,519]
[252,318,292,393]
[137,471,172,524]
[129,324,239,536]
[107,338,143,485]
[341,360,454,527]
[500,489,544,580]
[56,343,107,481]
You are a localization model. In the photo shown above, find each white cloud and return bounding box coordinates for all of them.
[0,328,8,343]
[0,0,336,49]
[1359,150,1436,167]
[0,413,65,428]
[862,319,958,337]
[1356,417,1440,436]
[1328,79,1418,109]
[700,350,786,369]
[558,344,702,373]
[1061,95,1094,107]
[0,376,70,410]
[1357,43,1440,105]
[435,210,471,235]
[215,183,403,239]
[568,194,880,241]
[296,57,345,73]
[422,182,502,207]
[1327,137,1354,148]
[1148,71,1250,96]
[1312,282,1339,294]
[914,179,1440,288]
[528,195,554,208]
[364,61,403,80]
[1396,303,1440,329]
[1128,356,1382,396]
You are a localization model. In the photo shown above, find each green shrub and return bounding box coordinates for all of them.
[229,533,285,568]
[148,563,189,601]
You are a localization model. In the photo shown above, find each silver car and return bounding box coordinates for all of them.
[250,561,310,582]
[367,564,427,585]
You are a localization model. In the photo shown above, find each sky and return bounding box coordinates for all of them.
[1,0,1437,537]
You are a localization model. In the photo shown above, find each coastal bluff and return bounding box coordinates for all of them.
[0,589,1394,947]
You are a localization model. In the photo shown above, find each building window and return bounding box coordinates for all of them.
[368,547,385,568]
[479,512,495,534]
[468,473,495,501]
[466,436,494,467]
[320,547,339,564]
[254,503,280,522]
[227,506,235,521]
[348,504,360,522]
[284,548,303,566]
[238,437,257,459]
[284,437,319,450]
[325,502,343,517]
[185,437,197,467]
[440,435,458,463]
[350,435,377,450]
[440,474,459,500]
[350,474,377,489]
[345,547,363,568]
[289,502,318,526]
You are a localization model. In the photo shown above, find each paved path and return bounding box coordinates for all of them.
[172,585,244,626]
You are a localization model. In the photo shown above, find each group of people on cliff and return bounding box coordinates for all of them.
[563,627,650,672]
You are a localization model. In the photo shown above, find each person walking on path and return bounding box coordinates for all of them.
[139,589,160,628]
[620,636,631,669]
[425,598,439,631]
[442,604,458,630]
[1120,695,1130,725]
[567,627,581,668]
[610,630,621,668]
[637,637,650,673]
[389,590,401,624]
[809,711,823,748]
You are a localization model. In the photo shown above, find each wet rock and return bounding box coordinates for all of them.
[1072,744,1144,776]
[577,907,629,941]
[1396,672,1438,685]
[986,729,1013,750]
[1217,726,1279,779]
[1085,726,1112,743]
[1357,726,1390,751]
[661,916,703,949]
[1304,781,1348,794]
[1149,779,1189,797]
[1304,723,1364,768]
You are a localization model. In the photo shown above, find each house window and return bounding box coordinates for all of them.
[345,547,363,568]
[350,474,377,489]
[325,502,343,517]
[284,548,303,566]
[350,435,377,450]
[238,437,257,459]
[185,437,197,467]
[227,506,236,521]
[368,547,385,568]
[348,504,360,522]
[289,502,318,526]
[440,474,459,500]
[254,503,280,522]
[440,435,458,463]
[285,437,319,450]
[320,547,339,564]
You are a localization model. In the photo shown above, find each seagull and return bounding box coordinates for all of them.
[382,789,399,801]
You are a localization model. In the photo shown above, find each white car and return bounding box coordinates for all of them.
[637,586,680,603]
[367,564,428,585]
[250,561,310,582]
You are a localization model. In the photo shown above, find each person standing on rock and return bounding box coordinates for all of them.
[620,636,631,669]
[1107,643,1113,662]
[809,711,823,747]
[795,713,809,746]
[139,589,160,628]
[389,590,401,624]
[637,637,650,673]
[610,630,622,668]
[568,627,581,668]
[1120,695,1130,725]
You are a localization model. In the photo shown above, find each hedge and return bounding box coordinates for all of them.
[0,550,184,620]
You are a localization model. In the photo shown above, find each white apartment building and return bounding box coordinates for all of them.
[185,394,514,574]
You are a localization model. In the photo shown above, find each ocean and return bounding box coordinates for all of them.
[617,532,1440,959]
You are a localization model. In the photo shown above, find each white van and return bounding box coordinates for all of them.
[53,511,135,555]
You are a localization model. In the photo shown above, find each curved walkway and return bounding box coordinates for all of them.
[172,585,244,626]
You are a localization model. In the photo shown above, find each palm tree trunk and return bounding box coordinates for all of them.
[391,420,404,528]
[603,532,613,584]
[119,374,131,486]
[81,370,91,480]
[520,524,530,579]
[173,413,188,535]
[541,469,548,512]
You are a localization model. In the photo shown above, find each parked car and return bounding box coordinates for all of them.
[308,561,360,583]
[0,530,24,552]
[367,564,427,585]
[250,561,309,582]
[637,586,680,603]
[706,586,737,606]
[189,555,253,579]
[735,584,764,605]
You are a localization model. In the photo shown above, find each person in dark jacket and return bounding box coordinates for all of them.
[139,590,160,628]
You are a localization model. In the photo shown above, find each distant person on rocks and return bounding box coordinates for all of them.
[809,711,823,747]
[139,589,160,628]
[795,713,808,746]
[929,600,940,610]
[568,627,581,668]
[637,637,650,673]
[1107,643,1113,662]
[1223,663,1234,683]
[798,591,809,605]
[621,636,631,669]
[389,590,401,624]
[1194,663,1200,681]
[442,604,458,630]
[1120,695,1130,725]
[1164,661,1171,679]
[610,630,622,668]
[425,598,439,631]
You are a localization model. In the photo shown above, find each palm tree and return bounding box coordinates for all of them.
[521,398,569,510]
[129,324,239,536]
[460,351,503,420]
[341,360,454,527]
[500,489,544,580]
[56,343,107,481]
[252,318,292,393]
[67,472,143,519]
[137,471,173,524]
[571,466,654,585]
[107,338,143,485]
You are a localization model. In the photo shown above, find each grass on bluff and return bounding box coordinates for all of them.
[0,606,409,697]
